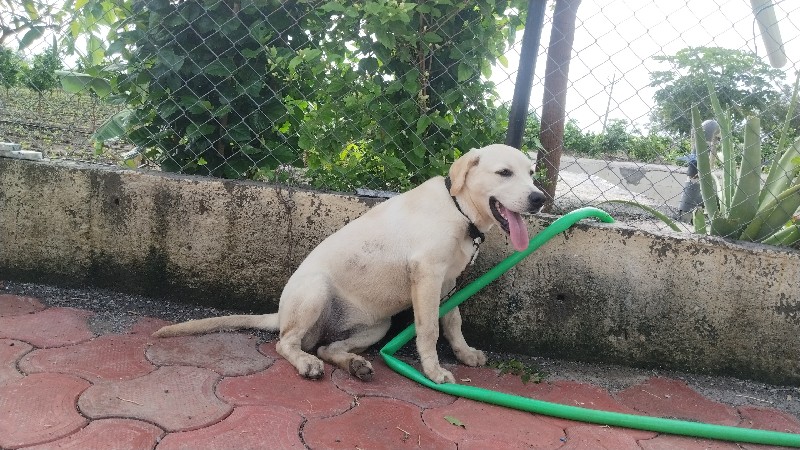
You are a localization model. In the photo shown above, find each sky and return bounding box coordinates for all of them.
[491,0,800,133]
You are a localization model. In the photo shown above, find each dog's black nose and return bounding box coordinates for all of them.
[528,191,546,212]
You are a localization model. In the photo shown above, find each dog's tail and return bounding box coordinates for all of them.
[152,314,279,338]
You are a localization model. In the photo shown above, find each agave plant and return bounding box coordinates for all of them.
[602,71,800,247]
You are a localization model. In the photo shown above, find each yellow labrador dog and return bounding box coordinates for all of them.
[154,144,545,384]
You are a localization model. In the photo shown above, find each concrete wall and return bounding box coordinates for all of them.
[2,158,799,384]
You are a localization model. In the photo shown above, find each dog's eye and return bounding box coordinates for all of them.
[496,169,513,177]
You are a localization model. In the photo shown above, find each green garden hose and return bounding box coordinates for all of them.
[380,207,800,448]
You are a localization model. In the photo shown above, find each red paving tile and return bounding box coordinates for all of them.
[19,334,156,382]
[0,307,95,347]
[217,358,353,419]
[617,377,741,426]
[639,435,740,449]
[423,397,566,449]
[21,418,163,450]
[78,365,232,432]
[0,339,32,385]
[736,406,800,450]
[1,299,799,449]
[332,355,456,408]
[559,425,641,449]
[450,364,552,398]
[0,373,91,449]
[129,316,174,335]
[304,396,455,449]
[534,380,657,441]
[451,367,656,441]
[157,406,305,450]
[0,294,45,316]
[738,405,800,433]
[147,332,274,376]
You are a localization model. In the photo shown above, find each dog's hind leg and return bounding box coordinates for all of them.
[275,282,332,380]
[316,319,391,381]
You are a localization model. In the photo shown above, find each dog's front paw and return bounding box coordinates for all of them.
[297,355,325,380]
[425,365,455,384]
[349,357,374,381]
[454,347,487,367]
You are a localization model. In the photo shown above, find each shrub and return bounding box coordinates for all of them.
[22,46,63,94]
[0,47,24,93]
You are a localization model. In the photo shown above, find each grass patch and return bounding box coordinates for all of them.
[489,358,547,384]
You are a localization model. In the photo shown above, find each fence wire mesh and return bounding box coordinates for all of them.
[1,0,799,244]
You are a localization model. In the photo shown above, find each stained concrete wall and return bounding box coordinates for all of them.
[2,158,799,384]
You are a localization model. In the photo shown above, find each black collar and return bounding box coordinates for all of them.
[444,177,485,244]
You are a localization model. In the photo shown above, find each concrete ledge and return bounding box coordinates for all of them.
[1,158,798,384]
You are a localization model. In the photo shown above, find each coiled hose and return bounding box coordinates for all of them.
[380,207,800,447]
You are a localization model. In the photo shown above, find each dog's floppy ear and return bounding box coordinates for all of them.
[448,151,480,195]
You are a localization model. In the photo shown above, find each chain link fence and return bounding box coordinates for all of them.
[1,0,799,243]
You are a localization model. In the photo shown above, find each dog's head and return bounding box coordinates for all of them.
[448,144,546,251]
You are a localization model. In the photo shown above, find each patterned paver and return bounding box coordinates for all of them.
[0,294,46,316]
[157,406,305,450]
[332,354,456,408]
[147,332,274,376]
[559,425,642,450]
[617,377,741,426]
[79,365,232,432]
[0,373,91,449]
[0,307,95,347]
[20,334,156,382]
[0,339,32,385]
[217,357,354,419]
[738,405,800,433]
[21,419,163,450]
[423,397,566,449]
[638,435,740,449]
[304,396,455,449]
[1,293,799,449]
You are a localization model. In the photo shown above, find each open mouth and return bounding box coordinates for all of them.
[490,197,530,252]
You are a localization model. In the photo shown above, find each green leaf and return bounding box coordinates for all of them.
[87,34,105,66]
[692,107,720,223]
[320,1,346,12]
[288,55,303,72]
[497,54,509,68]
[740,182,800,242]
[375,29,395,50]
[23,0,39,19]
[157,49,185,71]
[760,223,800,247]
[597,200,682,232]
[457,63,472,82]
[186,123,216,139]
[415,115,431,136]
[205,59,237,77]
[726,117,762,237]
[57,70,112,98]
[423,32,443,43]
[226,123,251,142]
[19,27,44,51]
[761,72,800,205]
[444,416,465,428]
[91,109,132,142]
[213,104,232,118]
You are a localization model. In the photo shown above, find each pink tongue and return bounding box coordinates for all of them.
[500,204,529,252]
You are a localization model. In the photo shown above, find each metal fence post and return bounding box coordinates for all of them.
[505,0,548,150]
